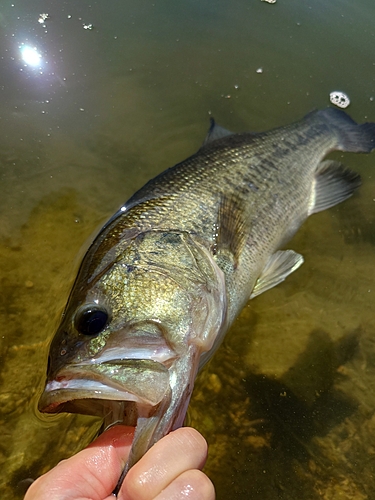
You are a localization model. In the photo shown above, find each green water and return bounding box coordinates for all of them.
[1,1,375,498]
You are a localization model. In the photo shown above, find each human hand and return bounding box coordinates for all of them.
[24,425,215,500]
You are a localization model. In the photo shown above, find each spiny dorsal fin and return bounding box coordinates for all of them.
[213,193,249,266]
[202,118,234,146]
[250,250,304,299]
[308,160,361,215]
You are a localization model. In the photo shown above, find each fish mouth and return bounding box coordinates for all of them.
[39,346,202,494]
[38,358,171,423]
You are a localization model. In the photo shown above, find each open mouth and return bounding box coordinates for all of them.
[39,345,202,493]
[38,358,171,425]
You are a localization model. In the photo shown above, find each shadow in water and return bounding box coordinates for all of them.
[208,328,364,500]
[247,329,360,453]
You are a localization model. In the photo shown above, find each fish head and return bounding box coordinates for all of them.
[39,229,226,475]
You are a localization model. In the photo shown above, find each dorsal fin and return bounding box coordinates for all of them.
[202,118,234,146]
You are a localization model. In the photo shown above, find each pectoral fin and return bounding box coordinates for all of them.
[214,193,249,265]
[250,250,304,299]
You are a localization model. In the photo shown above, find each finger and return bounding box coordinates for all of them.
[25,425,134,500]
[155,469,215,500]
[119,427,208,500]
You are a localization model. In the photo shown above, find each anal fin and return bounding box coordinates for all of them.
[250,250,304,299]
[309,160,361,215]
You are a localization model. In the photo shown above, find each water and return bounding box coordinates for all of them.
[1,1,375,498]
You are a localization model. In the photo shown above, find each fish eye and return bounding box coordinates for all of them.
[75,306,109,335]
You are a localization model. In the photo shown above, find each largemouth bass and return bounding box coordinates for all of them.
[39,108,375,491]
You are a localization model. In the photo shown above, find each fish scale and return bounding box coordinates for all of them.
[39,107,375,493]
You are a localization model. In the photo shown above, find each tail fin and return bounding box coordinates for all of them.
[309,107,375,153]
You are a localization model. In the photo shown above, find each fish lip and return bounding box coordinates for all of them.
[87,346,177,366]
[86,350,177,368]
[38,358,171,415]
[38,377,151,413]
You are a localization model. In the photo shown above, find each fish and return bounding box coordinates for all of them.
[38,107,375,492]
